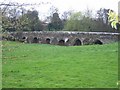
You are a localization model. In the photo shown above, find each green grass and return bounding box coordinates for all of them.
[2,41,118,88]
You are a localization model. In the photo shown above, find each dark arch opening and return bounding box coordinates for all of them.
[58,40,65,46]
[94,40,103,45]
[33,37,39,43]
[74,39,82,46]
[46,38,51,44]
[22,37,26,39]
[21,37,26,42]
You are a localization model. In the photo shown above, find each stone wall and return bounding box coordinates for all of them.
[4,31,120,46]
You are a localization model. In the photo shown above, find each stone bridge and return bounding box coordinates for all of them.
[4,31,120,46]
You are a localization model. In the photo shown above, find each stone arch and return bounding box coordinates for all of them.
[32,37,39,43]
[74,38,82,46]
[65,38,70,46]
[46,38,51,44]
[65,38,69,43]
[94,39,103,45]
[21,37,27,42]
[58,39,65,46]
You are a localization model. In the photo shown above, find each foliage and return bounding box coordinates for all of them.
[21,10,43,31]
[108,10,119,29]
[1,6,23,32]
[64,12,83,31]
[1,2,43,32]
[2,41,118,88]
[0,2,117,32]
[48,13,63,31]
[64,9,115,32]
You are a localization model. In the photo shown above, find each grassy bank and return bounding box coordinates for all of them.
[2,41,118,88]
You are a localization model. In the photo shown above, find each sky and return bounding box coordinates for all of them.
[1,0,120,20]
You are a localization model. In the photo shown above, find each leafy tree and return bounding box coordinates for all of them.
[1,2,28,32]
[1,6,22,31]
[23,10,43,31]
[48,12,63,30]
[61,10,74,30]
[46,6,58,24]
[64,9,114,32]
[90,8,115,32]
[48,23,53,31]
[64,12,83,31]
[1,6,43,31]
[1,2,47,32]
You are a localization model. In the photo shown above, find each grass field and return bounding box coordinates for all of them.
[2,41,118,88]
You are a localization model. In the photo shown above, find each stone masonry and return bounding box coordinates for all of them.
[4,31,120,46]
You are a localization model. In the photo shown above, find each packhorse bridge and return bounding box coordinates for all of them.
[4,31,120,46]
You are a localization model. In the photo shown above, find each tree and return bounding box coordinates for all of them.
[61,10,74,30]
[1,3,25,32]
[61,10,73,20]
[84,8,93,18]
[49,6,58,15]
[46,6,58,24]
[48,12,63,31]
[47,6,63,31]
[1,5,43,31]
[88,8,113,32]
[97,8,109,24]
[23,10,43,31]
[64,12,85,31]
[64,10,113,32]
[1,1,49,32]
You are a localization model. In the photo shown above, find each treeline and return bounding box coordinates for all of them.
[1,3,119,32]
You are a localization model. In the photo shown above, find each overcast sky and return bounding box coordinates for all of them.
[1,0,120,20]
